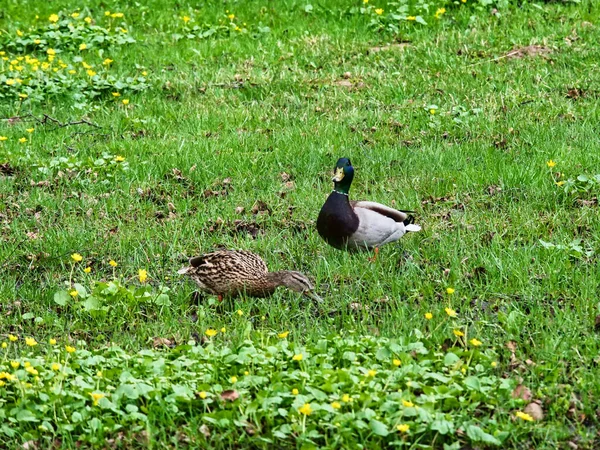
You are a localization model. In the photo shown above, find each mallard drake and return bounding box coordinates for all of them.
[178,250,323,302]
[317,158,421,251]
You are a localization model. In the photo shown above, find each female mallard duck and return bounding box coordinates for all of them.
[178,250,323,302]
[317,158,421,252]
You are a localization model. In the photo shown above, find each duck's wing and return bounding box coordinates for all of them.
[178,250,268,278]
[351,201,415,224]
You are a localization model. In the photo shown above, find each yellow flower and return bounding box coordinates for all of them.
[9,335,18,342]
[397,424,410,433]
[112,12,124,18]
[6,79,15,86]
[363,0,369,3]
[236,309,244,316]
[49,14,59,23]
[556,181,565,186]
[402,400,414,407]
[1,343,6,349]
[69,290,78,297]
[491,361,498,368]
[16,30,23,36]
[292,354,303,361]
[65,345,76,353]
[68,70,77,74]
[84,267,91,273]
[89,392,105,405]
[71,12,81,18]
[51,362,60,371]
[461,0,467,3]
[49,338,57,345]
[470,338,482,347]
[228,14,235,20]
[220,327,226,333]
[79,43,87,51]
[105,11,111,16]
[0,381,4,387]
[375,8,383,15]
[122,99,130,105]
[367,369,377,377]
[199,391,207,399]
[515,411,534,421]
[71,253,83,262]
[393,359,401,367]
[26,366,38,375]
[331,401,341,409]
[446,287,455,295]
[453,329,464,337]
[445,307,457,318]
[0,372,16,381]
[109,260,117,267]
[298,403,312,415]
[84,17,92,24]
[103,58,113,65]
[547,160,556,168]
[112,92,121,97]
[435,7,446,18]
[138,269,148,282]
[82,62,92,69]
[96,371,103,378]
[25,337,37,347]
[10,361,19,369]
[342,394,351,403]
[425,312,433,320]
[87,69,96,77]
[230,376,237,383]
[142,71,148,76]
[19,137,27,144]
[292,388,299,395]
[205,329,218,337]
[429,108,437,115]
[278,331,289,338]
[182,16,190,23]
[0,136,7,141]
[119,28,128,33]
[19,93,28,99]
[25,128,34,133]
[244,371,249,375]
[407,16,416,21]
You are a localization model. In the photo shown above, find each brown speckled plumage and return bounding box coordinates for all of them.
[178,250,322,301]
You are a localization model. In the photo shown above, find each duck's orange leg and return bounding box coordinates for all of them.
[368,247,379,263]
[217,294,223,302]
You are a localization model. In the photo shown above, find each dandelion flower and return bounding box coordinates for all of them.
[331,401,341,409]
[138,269,147,282]
[26,366,38,375]
[47,48,56,56]
[71,253,83,262]
[19,137,27,143]
[228,14,235,20]
[453,329,464,337]
[122,99,130,105]
[375,8,383,15]
[1,343,6,349]
[79,43,87,50]
[292,354,303,361]
[292,388,299,395]
[142,71,148,76]
[547,160,556,168]
[205,329,218,337]
[402,400,414,407]
[16,30,23,37]
[103,58,113,65]
[182,16,190,23]
[397,424,410,433]
[393,359,401,367]
[84,267,91,273]
[109,260,117,267]
[435,8,446,18]
[445,307,457,318]
[85,17,92,24]
[220,327,226,333]
[49,338,57,345]
[298,403,312,415]
[9,335,18,342]
[278,331,289,338]
[515,411,534,421]
[89,392,105,405]
[25,337,37,346]
[10,361,19,369]
[342,394,351,403]
[446,287,455,295]
[65,345,76,353]
[87,69,96,77]
[199,391,207,399]
[425,312,433,320]
[70,290,78,297]
[26,128,34,133]
[236,309,244,316]
[230,376,237,383]
[49,14,59,23]
[470,338,482,347]
[367,369,377,377]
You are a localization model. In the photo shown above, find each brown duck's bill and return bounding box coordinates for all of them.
[304,290,324,303]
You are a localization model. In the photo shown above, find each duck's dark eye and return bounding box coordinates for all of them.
[346,159,351,166]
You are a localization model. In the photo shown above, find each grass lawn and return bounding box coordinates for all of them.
[1,0,600,448]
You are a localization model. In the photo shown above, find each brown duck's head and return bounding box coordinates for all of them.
[269,271,323,302]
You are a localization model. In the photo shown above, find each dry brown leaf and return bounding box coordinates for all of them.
[199,424,211,438]
[152,337,173,348]
[524,402,544,421]
[221,390,240,402]
[251,200,271,215]
[505,45,551,59]
[235,206,245,214]
[512,384,532,401]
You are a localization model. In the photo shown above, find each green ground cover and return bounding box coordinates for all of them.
[1,0,599,447]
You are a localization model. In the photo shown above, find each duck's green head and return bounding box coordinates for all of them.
[332,157,354,194]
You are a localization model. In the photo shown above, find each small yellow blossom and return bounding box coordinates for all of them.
[199,391,207,399]
[491,361,498,368]
[244,371,249,375]
[375,8,383,15]
[70,290,78,298]
[298,403,312,415]
[26,366,39,375]
[393,359,401,367]
[51,362,61,371]
[138,269,148,282]
[397,424,410,433]
[111,12,124,18]
[182,16,190,23]
[0,372,16,381]
[278,331,289,338]
[71,253,83,262]
[122,99,130,105]
[68,70,77,74]
[19,93,28,99]
[445,307,457,318]
[142,71,148,76]
[96,371,102,378]
[425,312,433,320]
[87,69,96,77]
[237,309,243,316]
[292,388,299,395]
[84,267,91,273]
[470,338,482,347]
[230,376,237,384]
[109,260,117,267]
[446,287,455,295]
[90,392,105,405]
[331,401,341,409]
[367,369,377,377]
[82,62,92,69]
[0,381,4,387]
[228,14,235,20]
[71,12,80,19]
[16,30,24,36]
[453,329,464,337]
[0,136,7,141]
[556,181,565,186]
[363,0,369,3]
[114,155,125,162]
[25,337,37,347]
[65,345,76,353]
[407,16,416,21]
[220,327,226,333]
[9,335,18,342]
[10,361,20,369]
[547,160,556,168]
[342,394,351,403]
[19,137,27,144]
[515,411,534,421]
[402,400,414,407]
[105,11,111,16]
[84,17,92,24]
[292,354,303,361]
[79,43,87,50]
[435,8,446,18]
[1,343,6,349]
[24,362,31,368]
[112,92,121,97]
[49,338,57,345]
[205,329,218,337]
[103,58,113,65]
[49,14,59,23]
[26,128,34,133]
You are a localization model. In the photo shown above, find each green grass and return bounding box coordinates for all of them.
[1,0,600,447]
